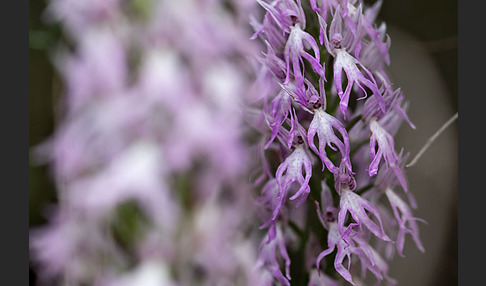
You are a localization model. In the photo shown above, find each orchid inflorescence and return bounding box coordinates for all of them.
[250,0,424,284]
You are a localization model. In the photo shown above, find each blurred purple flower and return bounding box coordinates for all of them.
[31,0,264,285]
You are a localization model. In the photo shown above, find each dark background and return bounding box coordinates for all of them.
[380,0,458,110]
[29,0,458,285]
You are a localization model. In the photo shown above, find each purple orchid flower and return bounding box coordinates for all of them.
[283,23,326,90]
[308,108,351,174]
[362,88,416,130]
[368,119,409,192]
[314,181,338,230]
[275,145,312,218]
[256,224,291,286]
[319,8,386,118]
[316,222,369,286]
[385,189,426,256]
[264,89,292,149]
[338,188,391,242]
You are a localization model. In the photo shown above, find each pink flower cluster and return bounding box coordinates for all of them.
[250,0,424,284]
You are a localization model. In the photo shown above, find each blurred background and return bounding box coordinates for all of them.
[380,1,457,285]
[29,0,457,285]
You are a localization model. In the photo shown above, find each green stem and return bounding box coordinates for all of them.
[350,139,369,157]
[288,220,306,243]
[354,183,374,195]
[345,115,362,131]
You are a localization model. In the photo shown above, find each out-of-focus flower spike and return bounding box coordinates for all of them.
[250,14,264,40]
